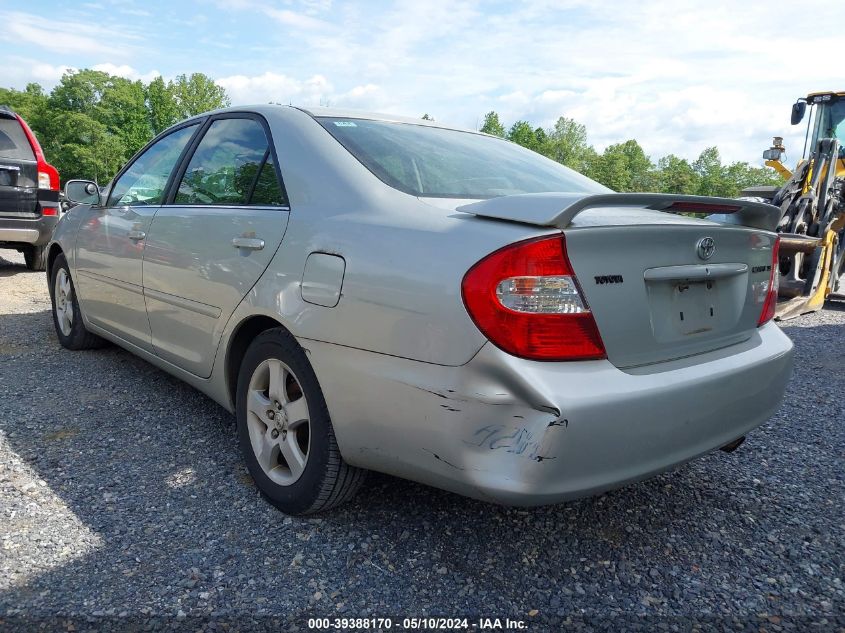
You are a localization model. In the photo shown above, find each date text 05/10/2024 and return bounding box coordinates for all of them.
[307,617,529,630]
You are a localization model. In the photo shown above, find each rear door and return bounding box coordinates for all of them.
[142,114,289,377]
[0,110,37,216]
[74,123,200,350]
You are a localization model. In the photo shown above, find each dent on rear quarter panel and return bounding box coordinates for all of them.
[245,106,553,367]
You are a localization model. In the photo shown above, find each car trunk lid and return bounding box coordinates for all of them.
[458,193,780,369]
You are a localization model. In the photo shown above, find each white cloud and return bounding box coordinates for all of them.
[30,63,75,84]
[265,8,333,31]
[0,11,129,56]
[216,72,333,105]
[92,63,161,83]
[231,0,837,164]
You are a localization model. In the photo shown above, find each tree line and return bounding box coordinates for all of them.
[477,111,782,196]
[0,69,781,195]
[0,70,229,183]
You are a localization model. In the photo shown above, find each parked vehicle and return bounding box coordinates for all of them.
[50,106,794,514]
[0,105,60,270]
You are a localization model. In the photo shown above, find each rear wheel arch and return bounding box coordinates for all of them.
[225,314,291,409]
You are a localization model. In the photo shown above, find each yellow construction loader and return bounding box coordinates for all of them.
[743,90,845,319]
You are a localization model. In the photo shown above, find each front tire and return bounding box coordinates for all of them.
[236,328,365,514]
[24,244,47,271]
[49,253,106,350]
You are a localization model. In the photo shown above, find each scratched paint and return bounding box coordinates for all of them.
[466,413,569,462]
[468,424,541,458]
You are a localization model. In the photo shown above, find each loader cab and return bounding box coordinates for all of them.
[794,92,845,159]
[807,93,845,157]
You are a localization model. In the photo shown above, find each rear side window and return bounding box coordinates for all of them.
[0,118,35,161]
[108,124,198,207]
[175,117,288,206]
[249,154,288,206]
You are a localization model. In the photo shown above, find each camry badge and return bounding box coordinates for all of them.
[696,237,716,260]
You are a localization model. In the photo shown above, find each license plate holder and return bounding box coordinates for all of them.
[672,280,717,335]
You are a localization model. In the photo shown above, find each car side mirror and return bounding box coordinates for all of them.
[64,180,101,205]
[790,101,806,125]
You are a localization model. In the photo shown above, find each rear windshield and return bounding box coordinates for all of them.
[0,118,35,161]
[318,117,609,199]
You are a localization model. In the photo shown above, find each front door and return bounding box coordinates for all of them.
[74,123,199,350]
[142,115,289,377]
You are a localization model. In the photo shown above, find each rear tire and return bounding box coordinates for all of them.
[24,244,47,271]
[49,253,106,350]
[236,328,365,514]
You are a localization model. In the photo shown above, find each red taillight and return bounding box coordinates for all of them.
[15,114,60,191]
[757,237,780,326]
[461,234,606,361]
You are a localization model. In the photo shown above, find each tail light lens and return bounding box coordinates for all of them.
[757,237,780,326]
[38,171,52,190]
[15,114,60,191]
[461,234,606,361]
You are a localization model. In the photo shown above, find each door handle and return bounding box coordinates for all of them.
[127,229,146,241]
[232,237,265,251]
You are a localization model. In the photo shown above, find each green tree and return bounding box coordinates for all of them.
[585,148,630,190]
[0,83,49,132]
[46,70,152,179]
[585,140,655,191]
[722,161,783,196]
[533,126,549,155]
[692,146,726,196]
[146,76,180,134]
[616,139,655,191]
[40,111,124,182]
[96,77,151,157]
[507,120,541,151]
[0,68,231,183]
[170,73,230,119]
[545,117,592,170]
[479,111,505,137]
[421,113,434,121]
[656,155,699,194]
[48,70,111,113]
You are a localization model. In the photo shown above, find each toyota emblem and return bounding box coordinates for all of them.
[696,237,716,260]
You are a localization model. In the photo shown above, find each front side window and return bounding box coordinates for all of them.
[318,117,610,199]
[107,124,198,207]
[175,118,286,206]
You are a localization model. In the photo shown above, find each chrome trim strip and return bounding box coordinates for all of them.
[644,263,748,282]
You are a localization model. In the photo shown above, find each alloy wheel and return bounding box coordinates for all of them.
[54,268,73,337]
[246,358,311,486]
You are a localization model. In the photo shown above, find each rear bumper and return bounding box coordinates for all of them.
[304,322,794,505]
[0,213,58,246]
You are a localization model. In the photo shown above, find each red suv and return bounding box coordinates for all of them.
[0,105,60,270]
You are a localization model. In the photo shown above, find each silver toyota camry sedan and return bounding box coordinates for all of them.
[49,105,794,514]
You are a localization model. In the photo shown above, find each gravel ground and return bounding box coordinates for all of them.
[0,248,843,632]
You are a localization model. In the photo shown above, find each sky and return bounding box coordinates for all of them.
[2,0,843,166]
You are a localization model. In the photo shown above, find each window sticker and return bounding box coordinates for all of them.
[333,121,357,127]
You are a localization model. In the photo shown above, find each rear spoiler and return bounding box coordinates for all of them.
[457,193,781,232]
